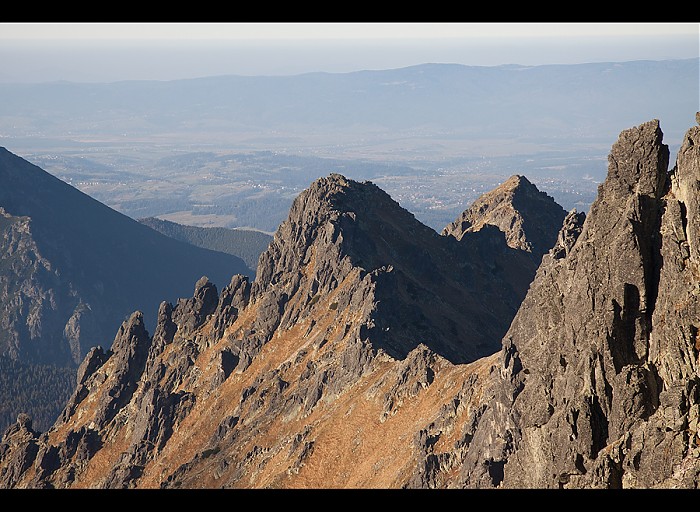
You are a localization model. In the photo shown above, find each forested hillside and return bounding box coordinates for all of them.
[138,217,272,276]
[0,357,75,433]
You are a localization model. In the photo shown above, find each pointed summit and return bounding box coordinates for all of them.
[255,173,442,296]
[253,173,543,365]
[442,174,567,263]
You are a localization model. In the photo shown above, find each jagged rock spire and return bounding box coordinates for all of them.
[446,118,700,489]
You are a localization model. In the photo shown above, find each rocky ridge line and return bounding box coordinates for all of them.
[0,133,642,489]
[408,115,700,489]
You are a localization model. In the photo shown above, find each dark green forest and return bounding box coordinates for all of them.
[0,357,76,435]
[139,217,272,275]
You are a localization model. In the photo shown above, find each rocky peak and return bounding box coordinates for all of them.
[501,118,671,487]
[438,117,700,489]
[253,172,440,295]
[442,174,567,264]
[171,277,219,337]
[79,311,152,429]
[251,172,545,365]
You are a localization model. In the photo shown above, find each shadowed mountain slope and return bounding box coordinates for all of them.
[0,147,251,368]
[138,217,271,277]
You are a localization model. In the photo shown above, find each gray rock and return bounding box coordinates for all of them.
[442,174,567,265]
[171,277,219,337]
[446,116,700,489]
[0,414,41,488]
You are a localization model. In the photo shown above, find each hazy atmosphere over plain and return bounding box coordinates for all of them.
[0,22,697,236]
[0,22,698,82]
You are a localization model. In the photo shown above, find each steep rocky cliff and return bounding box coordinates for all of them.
[406,115,700,489]
[2,115,698,489]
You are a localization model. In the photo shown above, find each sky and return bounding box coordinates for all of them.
[0,22,698,82]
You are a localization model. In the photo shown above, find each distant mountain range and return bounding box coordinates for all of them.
[1,59,696,146]
[1,59,695,252]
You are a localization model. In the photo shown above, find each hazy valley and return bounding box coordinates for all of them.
[3,60,697,232]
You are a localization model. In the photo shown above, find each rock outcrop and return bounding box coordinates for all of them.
[250,173,546,365]
[4,115,699,489]
[492,116,700,489]
[408,116,700,489]
[442,174,567,265]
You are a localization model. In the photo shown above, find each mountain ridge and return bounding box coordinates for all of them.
[3,115,700,488]
[249,172,560,364]
[406,115,700,489]
[2,59,695,143]
[0,159,568,488]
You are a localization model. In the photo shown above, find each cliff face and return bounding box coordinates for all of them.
[2,115,699,489]
[0,208,98,365]
[420,116,700,489]
[496,118,675,488]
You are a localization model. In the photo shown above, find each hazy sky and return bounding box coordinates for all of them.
[2,22,697,40]
[1,22,698,82]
